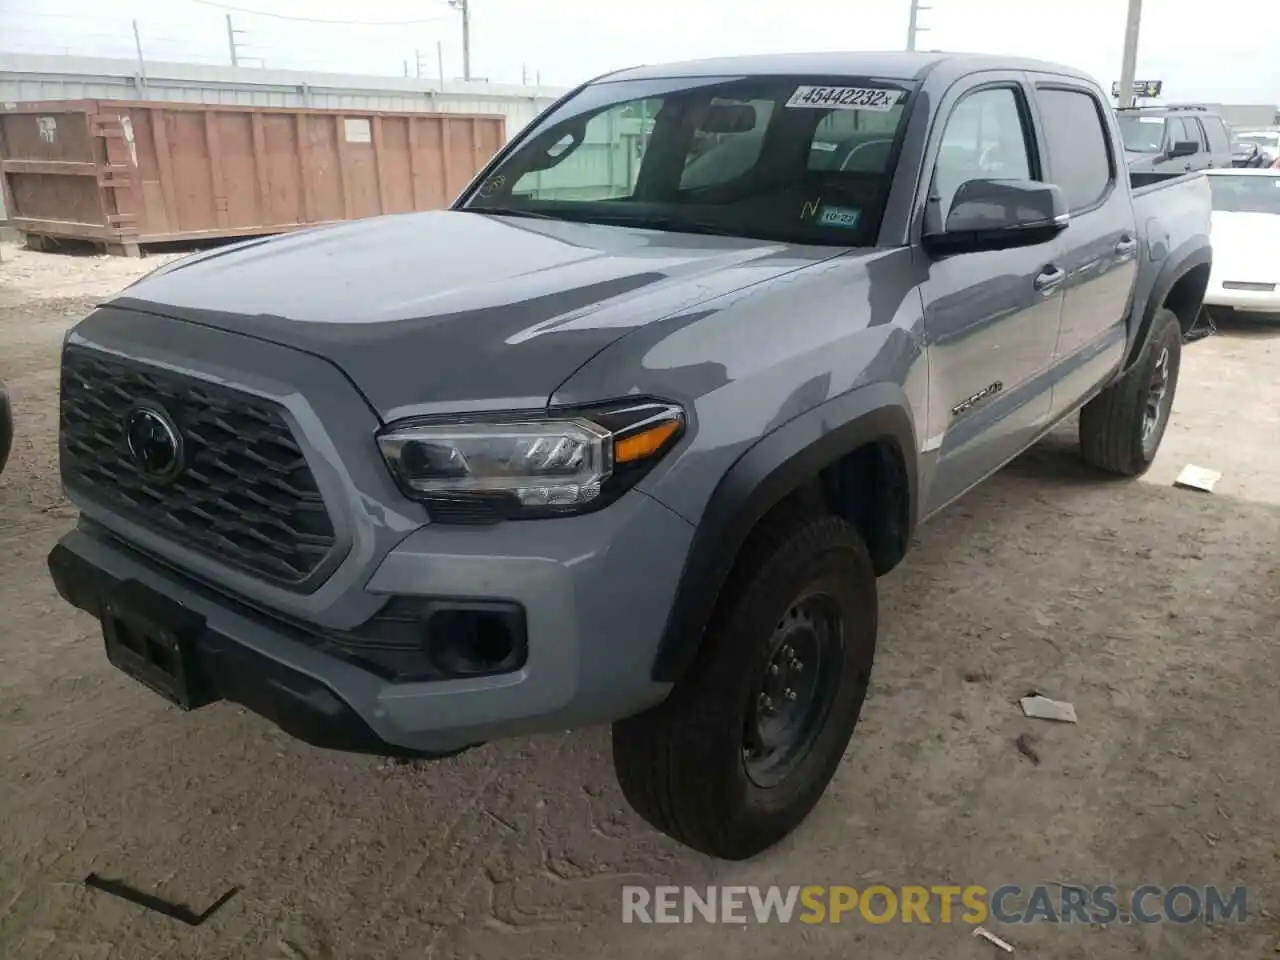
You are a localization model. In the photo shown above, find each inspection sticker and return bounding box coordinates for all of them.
[815,205,861,229]
[786,85,902,112]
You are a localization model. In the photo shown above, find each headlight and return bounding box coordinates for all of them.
[377,401,685,521]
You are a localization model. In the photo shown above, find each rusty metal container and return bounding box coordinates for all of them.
[0,99,506,254]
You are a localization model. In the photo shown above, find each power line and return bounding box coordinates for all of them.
[183,0,451,27]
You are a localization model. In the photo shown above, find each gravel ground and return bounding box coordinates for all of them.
[1,242,1278,959]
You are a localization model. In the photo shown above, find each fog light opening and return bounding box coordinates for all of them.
[425,606,523,677]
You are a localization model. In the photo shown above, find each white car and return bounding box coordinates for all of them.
[1203,168,1280,318]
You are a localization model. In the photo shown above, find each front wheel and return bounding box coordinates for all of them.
[612,512,877,860]
[1079,307,1182,477]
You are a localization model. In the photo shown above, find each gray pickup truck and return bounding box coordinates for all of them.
[48,52,1211,860]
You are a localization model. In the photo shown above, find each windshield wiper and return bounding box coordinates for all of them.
[585,213,762,239]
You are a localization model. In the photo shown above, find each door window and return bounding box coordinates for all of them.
[1202,116,1232,153]
[1190,118,1208,149]
[931,86,1034,224]
[1165,117,1191,149]
[1036,87,1114,211]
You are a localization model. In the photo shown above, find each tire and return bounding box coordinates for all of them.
[0,384,12,478]
[612,511,877,860]
[1079,307,1182,477]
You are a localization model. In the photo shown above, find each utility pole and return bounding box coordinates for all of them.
[131,20,148,92]
[906,0,930,51]
[225,13,240,67]
[437,41,445,86]
[1117,0,1143,107]
[415,48,424,79]
[449,0,472,81]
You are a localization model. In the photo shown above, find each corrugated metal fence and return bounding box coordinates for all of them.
[0,53,568,222]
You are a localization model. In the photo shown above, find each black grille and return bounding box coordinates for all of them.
[60,347,337,587]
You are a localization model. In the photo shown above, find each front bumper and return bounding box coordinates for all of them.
[49,488,692,756]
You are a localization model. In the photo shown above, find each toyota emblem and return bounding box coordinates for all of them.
[125,405,184,481]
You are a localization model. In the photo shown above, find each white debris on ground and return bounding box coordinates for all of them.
[1174,464,1224,493]
[1019,694,1079,723]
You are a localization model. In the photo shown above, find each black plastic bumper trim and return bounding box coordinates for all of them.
[48,541,434,759]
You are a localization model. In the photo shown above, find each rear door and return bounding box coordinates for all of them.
[917,73,1065,514]
[1030,79,1138,416]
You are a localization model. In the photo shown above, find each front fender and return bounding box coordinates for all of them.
[650,383,918,682]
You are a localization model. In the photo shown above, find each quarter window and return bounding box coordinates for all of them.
[1036,88,1114,212]
[931,87,1034,224]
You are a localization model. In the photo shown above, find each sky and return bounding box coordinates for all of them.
[1,0,1277,105]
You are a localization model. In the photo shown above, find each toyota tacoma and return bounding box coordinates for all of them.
[49,52,1212,860]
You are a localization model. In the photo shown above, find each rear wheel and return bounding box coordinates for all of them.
[1079,308,1182,476]
[612,511,877,860]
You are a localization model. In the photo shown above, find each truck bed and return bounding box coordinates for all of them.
[1130,169,1205,195]
[1126,169,1213,344]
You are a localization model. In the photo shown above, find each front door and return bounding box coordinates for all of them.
[1156,117,1199,176]
[919,78,1065,516]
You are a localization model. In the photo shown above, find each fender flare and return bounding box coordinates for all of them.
[650,384,919,683]
[1123,236,1211,373]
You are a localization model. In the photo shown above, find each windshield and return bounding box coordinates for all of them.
[1118,115,1166,153]
[1208,175,1280,214]
[460,74,914,246]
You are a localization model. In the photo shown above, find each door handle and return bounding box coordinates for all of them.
[1034,266,1065,296]
[1114,236,1138,257]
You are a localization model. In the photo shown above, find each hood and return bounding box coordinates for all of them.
[1210,211,1280,282]
[113,210,839,421]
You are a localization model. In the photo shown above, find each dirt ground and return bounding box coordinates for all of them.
[1,241,1277,960]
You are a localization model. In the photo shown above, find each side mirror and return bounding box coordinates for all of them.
[922,179,1069,256]
[1168,139,1199,159]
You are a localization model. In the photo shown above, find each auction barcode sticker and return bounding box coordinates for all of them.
[786,85,903,112]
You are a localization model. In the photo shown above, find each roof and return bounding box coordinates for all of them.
[596,51,1094,85]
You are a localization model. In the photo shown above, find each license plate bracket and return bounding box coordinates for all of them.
[102,580,213,710]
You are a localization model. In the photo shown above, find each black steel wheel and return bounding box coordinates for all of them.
[743,593,845,789]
